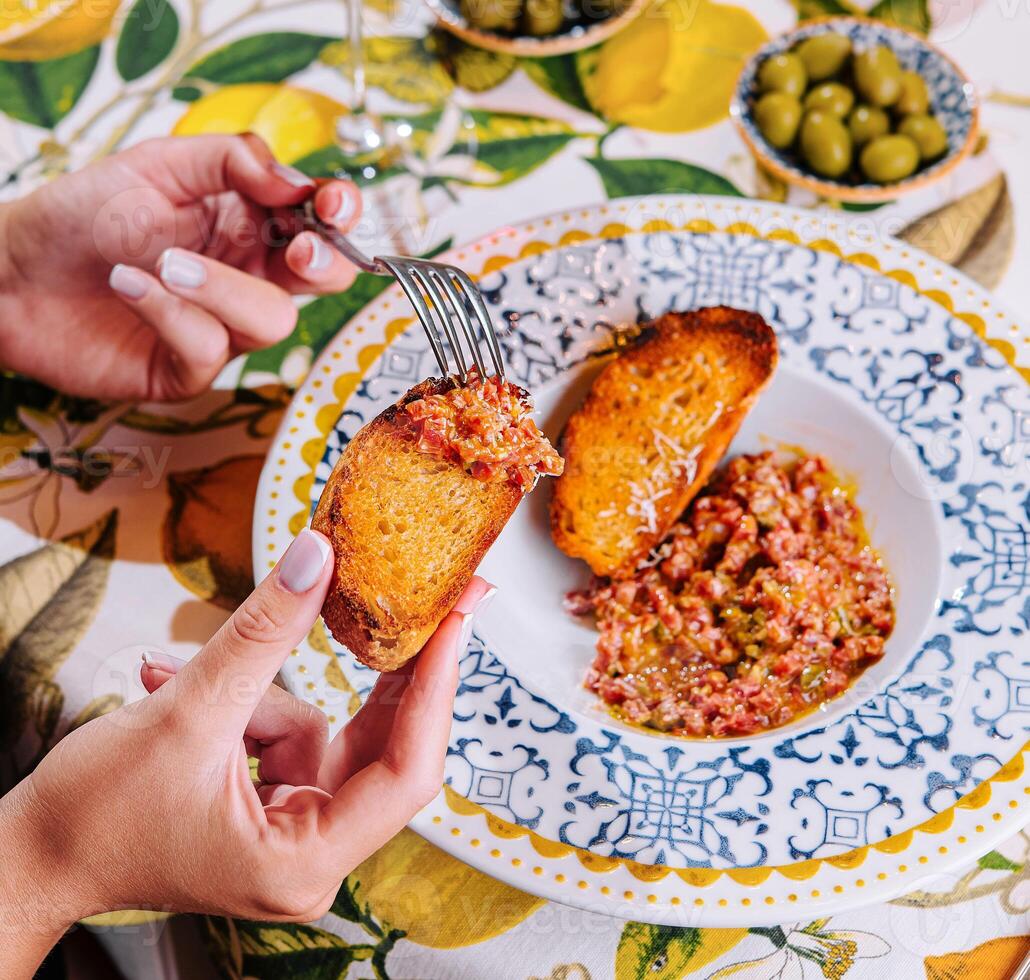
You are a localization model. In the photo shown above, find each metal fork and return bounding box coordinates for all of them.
[297,201,505,383]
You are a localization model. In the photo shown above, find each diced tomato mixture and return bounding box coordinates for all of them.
[401,371,563,492]
[568,451,895,738]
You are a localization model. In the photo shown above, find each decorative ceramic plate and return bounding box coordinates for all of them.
[730,18,979,203]
[254,196,1030,926]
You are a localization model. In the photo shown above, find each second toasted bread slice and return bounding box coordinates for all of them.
[550,306,778,576]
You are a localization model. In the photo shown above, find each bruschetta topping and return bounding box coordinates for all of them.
[569,451,894,738]
[402,371,563,491]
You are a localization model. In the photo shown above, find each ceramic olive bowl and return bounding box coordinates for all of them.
[730,17,979,203]
[423,0,646,57]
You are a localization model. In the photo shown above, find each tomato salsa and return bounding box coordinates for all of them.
[402,371,563,492]
[567,451,895,737]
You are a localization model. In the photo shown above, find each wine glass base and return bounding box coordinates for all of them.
[335,112,392,156]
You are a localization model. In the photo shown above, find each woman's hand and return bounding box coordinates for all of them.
[0,529,492,978]
[0,134,363,401]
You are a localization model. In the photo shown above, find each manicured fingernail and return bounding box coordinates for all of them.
[473,585,497,616]
[278,528,332,594]
[332,188,356,225]
[158,249,206,289]
[109,263,148,300]
[272,162,315,188]
[457,613,474,655]
[307,234,332,271]
[141,650,185,673]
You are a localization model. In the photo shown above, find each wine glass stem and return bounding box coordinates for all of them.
[348,0,368,116]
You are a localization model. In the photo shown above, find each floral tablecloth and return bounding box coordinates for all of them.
[2,0,1028,976]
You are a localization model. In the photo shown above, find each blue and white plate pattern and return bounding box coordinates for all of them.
[255,197,1029,926]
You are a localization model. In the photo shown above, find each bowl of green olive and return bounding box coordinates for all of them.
[425,0,646,56]
[731,18,979,203]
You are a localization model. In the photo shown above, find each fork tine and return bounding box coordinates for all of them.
[432,269,487,379]
[380,257,450,378]
[449,267,505,380]
[409,263,469,382]
[302,202,506,383]
[432,268,490,379]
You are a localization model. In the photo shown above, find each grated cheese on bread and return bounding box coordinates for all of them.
[550,306,778,577]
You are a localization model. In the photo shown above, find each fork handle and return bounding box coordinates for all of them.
[296,200,385,275]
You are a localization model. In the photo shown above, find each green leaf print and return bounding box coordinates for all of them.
[868,0,931,33]
[585,156,743,198]
[329,880,367,926]
[206,919,375,980]
[296,108,573,186]
[173,33,336,99]
[977,850,1023,872]
[438,109,577,184]
[464,107,572,141]
[797,0,929,32]
[794,0,858,19]
[0,46,100,127]
[291,144,404,186]
[522,54,594,114]
[455,133,576,185]
[0,510,117,778]
[116,0,180,82]
[842,200,891,211]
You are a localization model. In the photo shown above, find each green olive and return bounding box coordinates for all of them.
[895,70,930,115]
[803,81,855,118]
[757,52,807,98]
[461,0,519,31]
[795,33,852,81]
[897,113,949,161]
[853,45,903,107]
[847,104,890,147]
[754,92,803,149]
[800,109,852,179]
[523,0,563,35]
[859,133,920,183]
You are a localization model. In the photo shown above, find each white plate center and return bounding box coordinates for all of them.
[476,359,945,743]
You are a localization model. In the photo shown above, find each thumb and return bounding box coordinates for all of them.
[174,528,333,736]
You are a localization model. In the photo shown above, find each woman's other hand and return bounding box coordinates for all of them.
[0,134,363,401]
[0,529,492,977]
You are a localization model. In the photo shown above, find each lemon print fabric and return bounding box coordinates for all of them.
[347,828,544,948]
[173,83,347,164]
[163,455,263,611]
[925,936,1030,979]
[0,0,120,60]
[578,0,767,132]
[614,922,747,980]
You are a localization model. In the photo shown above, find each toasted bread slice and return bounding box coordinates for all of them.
[313,379,522,672]
[550,307,778,576]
